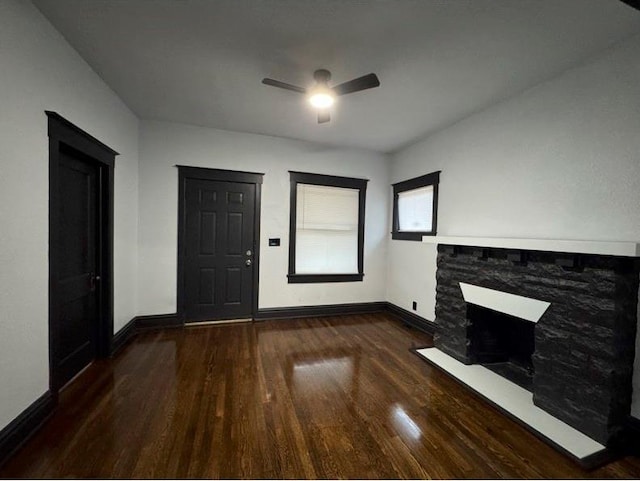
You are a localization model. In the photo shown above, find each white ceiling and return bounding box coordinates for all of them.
[33,0,640,153]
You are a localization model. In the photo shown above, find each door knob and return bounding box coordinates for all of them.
[89,273,101,290]
[246,250,252,257]
[245,259,252,266]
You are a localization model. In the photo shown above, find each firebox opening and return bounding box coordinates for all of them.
[467,304,535,392]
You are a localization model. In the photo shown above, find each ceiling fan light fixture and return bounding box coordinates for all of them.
[263,69,380,123]
[308,87,335,109]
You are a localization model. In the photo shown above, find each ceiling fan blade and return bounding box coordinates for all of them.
[333,73,380,96]
[262,78,306,93]
[317,111,330,124]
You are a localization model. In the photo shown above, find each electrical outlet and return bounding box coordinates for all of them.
[412,301,417,311]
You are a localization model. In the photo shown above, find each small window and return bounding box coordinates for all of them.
[392,171,440,241]
[288,171,367,283]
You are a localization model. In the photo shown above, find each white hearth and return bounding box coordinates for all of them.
[416,347,606,462]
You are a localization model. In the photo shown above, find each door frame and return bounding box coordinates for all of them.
[47,111,117,393]
[176,166,264,324]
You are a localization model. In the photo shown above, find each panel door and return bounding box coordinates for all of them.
[53,150,100,387]
[184,179,256,321]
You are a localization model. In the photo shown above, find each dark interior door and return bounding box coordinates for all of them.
[53,150,100,387]
[184,179,256,322]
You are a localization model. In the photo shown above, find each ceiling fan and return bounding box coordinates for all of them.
[262,69,380,124]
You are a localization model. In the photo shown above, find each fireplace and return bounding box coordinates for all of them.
[468,304,535,391]
[433,244,639,447]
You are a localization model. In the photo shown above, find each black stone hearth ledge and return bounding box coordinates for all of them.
[422,235,640,257]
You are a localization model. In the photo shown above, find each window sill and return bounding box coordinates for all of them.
[392,231,435,241]
[287,273,364,284]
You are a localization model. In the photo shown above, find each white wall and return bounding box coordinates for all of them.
[387,34,640,413]
[138,120,388,315]
[0,0,139,431]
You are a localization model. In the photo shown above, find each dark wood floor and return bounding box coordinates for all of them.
[2,312,640,478]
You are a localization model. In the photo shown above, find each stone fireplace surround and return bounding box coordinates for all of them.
[428,238,639,449]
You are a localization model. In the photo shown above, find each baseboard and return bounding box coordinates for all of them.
[385,303,437,335]
[110,317,137,356]
[255,303,437,334]
[135,313,181,330]
[255,302,387,320]
[0,391,55,468]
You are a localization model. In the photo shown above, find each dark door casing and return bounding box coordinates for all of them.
[178,167,263,323]
[47,111,117,393]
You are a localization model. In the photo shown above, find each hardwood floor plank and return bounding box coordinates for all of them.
[1,312,640,478]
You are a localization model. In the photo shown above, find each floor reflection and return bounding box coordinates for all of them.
[292,357,354,391]
[391,403,422,441]
[283,347,362,424]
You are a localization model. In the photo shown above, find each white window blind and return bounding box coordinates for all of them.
[397,185,434,232]
[295,183,359,274]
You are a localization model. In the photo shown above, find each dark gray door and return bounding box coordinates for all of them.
[184,179,256,321]
[54,151,99,386]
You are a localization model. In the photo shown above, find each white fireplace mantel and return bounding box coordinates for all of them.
[422,235,640,257]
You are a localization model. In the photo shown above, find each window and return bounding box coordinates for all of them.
[288,171,367,283]
[392,171,440,241]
